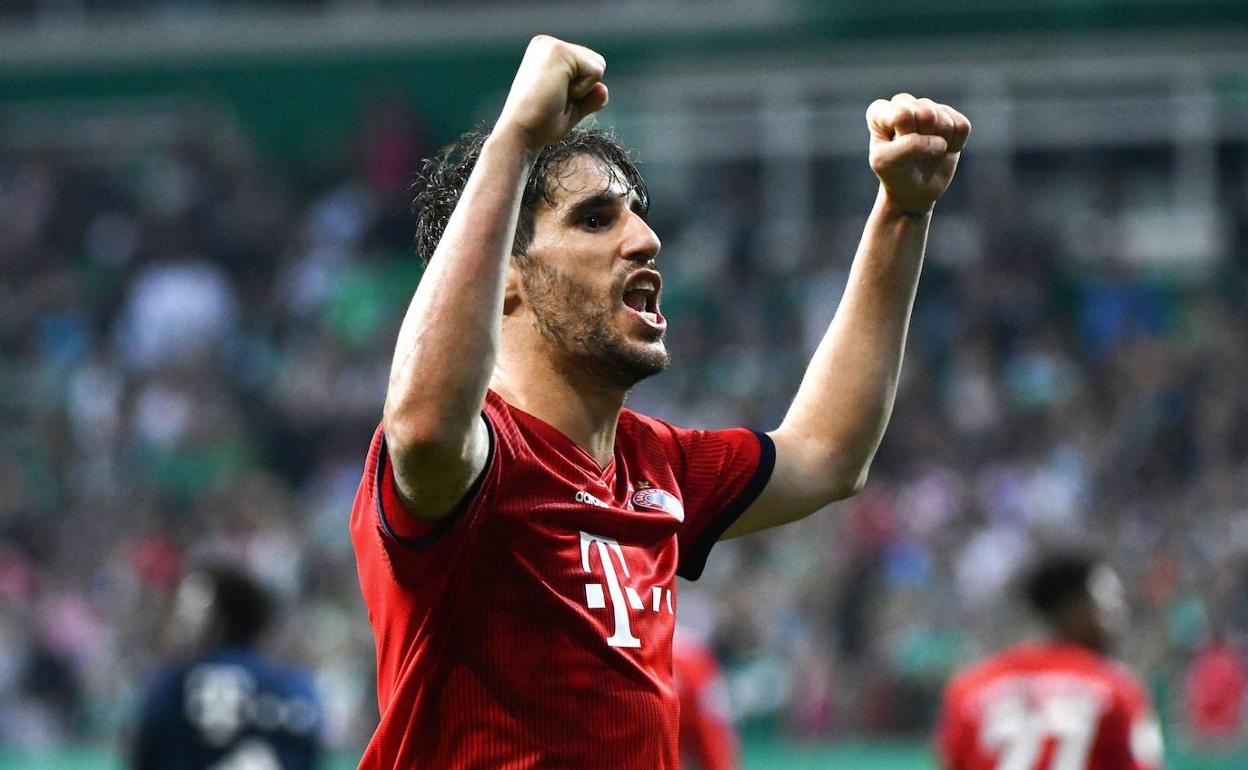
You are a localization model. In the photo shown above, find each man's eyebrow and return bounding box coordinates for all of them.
[564,190,646,219]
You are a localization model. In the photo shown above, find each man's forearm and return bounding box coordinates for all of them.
[724,94,966,538]
[779,186,928,494]
[385,129,535,444]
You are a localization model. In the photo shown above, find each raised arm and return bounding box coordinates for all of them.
[384,36,609,521]
[726,93,971,537]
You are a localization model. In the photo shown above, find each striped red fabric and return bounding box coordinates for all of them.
[349,389,772,769]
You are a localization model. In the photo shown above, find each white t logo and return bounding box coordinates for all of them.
[580,531,641,648]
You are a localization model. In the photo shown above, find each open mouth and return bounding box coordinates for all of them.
[621,270,665,330]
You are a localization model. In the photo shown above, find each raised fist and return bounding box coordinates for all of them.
[495,35,609,152]
[867,94,971,215]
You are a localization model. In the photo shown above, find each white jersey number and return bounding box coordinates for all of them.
[980,690,1103,770]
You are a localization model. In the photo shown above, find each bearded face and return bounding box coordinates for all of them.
[521,255,669,391]
[515,154,669,392]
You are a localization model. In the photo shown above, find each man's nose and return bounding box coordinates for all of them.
[621,211,661,265]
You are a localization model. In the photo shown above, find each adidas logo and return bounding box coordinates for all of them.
[574,490,610,509]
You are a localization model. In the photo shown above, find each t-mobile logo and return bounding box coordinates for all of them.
[579,530,673,649]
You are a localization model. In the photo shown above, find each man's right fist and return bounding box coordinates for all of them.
[495,35,609,152]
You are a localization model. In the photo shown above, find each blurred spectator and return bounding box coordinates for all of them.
[1181,634,1248,749]
[130,560,323,770]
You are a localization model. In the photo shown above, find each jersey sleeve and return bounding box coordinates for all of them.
[356,410,497,550]
[653,422,775,580]
[1091,696,1134,770]
[1123,681,1165,770]
[934,681,972,770]
[130,669,181,770]
[1092,677,1165,770]
[346,396,516,606]
[281,667,326,770]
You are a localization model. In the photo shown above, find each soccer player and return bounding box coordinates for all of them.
[350,34,970,768]
[131,562,323,770]
[936,553,1164,770]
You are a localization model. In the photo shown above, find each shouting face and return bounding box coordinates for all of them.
[518,154,668,390]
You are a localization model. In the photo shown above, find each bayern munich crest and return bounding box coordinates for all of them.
[631,488,684,522]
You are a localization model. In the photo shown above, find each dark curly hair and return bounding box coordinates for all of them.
[189,560,274,647]
[1021,551,1099,619]
[412,124,649,266]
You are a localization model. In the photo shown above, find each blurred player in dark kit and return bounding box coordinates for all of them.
[131,561,323,770]
[937,553,1163,770]
[351,34,970,769]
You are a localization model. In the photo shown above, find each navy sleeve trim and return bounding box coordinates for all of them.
[677,430,776,581]
[375,413,495,550]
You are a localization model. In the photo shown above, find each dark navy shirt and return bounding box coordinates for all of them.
[133,647,322,770]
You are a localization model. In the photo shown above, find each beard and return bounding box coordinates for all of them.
[520,258,669,391]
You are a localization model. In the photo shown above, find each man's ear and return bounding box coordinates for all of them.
[503,256,523,315]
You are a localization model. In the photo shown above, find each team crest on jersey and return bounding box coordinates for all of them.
[631,488,684,522]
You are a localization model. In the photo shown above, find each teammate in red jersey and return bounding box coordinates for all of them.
[674,629,740,770]
[936,553,1165,770]
[351,34,971,769]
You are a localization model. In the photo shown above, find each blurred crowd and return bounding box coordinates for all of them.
[2,99,1248,758]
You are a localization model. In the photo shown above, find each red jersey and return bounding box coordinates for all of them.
[350,390,774,769]
[937,642,1163,770]
[673,632,740,770]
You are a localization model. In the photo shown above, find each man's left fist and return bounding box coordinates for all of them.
[867,93,971,216]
